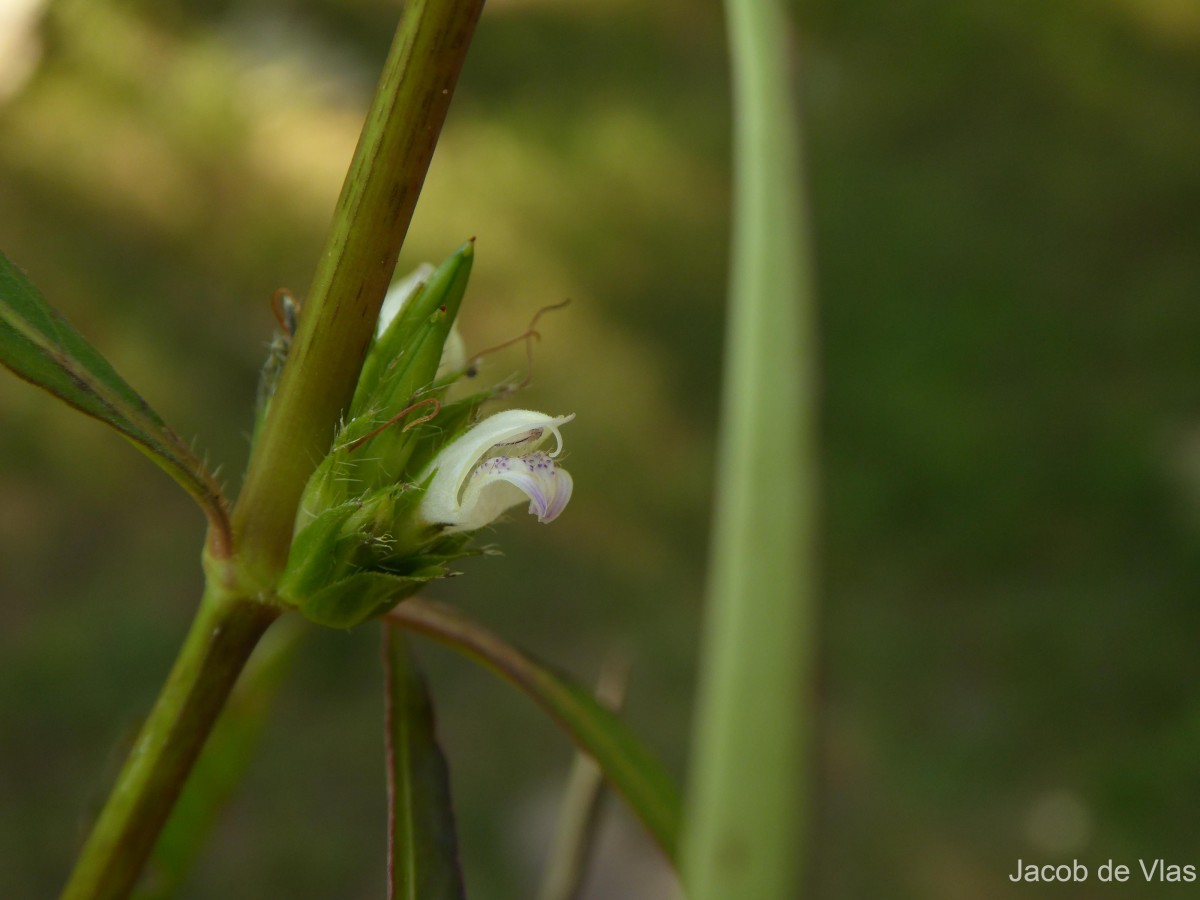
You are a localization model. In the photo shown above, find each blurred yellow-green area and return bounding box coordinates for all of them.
[2,0,1199,897]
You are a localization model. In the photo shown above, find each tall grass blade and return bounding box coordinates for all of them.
[680,0,816,894]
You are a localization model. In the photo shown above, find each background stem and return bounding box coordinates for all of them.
[60,590,279,900]
[680,0,816,896]
[537,653,629,900]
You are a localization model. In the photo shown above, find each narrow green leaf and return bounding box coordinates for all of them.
[681,0,815,895]
[0,253,230,551]
[386,599,681,863]
[383,622,466,900]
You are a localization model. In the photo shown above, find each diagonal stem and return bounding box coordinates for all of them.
[233,0,486,591]
[61,1,487,895]
[60,588,280,900]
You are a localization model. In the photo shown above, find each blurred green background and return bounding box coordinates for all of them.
[2,0,1200,897]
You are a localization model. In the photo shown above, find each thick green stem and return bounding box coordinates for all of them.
[61,5,486,896]
[232,0,485,590]
[60,589,280,900]
[681,0,815,897]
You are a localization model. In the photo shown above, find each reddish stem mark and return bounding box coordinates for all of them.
[344,397,441,453]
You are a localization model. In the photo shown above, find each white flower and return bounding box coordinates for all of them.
[419,410,575,532]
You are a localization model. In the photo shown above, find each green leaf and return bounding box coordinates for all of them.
[0,253,230,549]
[387,599,682,862]
[383,622,466,900]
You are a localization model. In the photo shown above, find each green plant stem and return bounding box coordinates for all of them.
[141,617,307,898]
[60,4,486,895]
[233,0,486,589]
[60,588,280,900]
[62,5,486,895]
[681,0,815,896]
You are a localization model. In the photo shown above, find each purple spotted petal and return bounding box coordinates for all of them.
[418,410,575,531]
[466,451,572,526]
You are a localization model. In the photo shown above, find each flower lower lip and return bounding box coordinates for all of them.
[417,410,575,531]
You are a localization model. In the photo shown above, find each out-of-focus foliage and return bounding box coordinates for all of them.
[0,0,1198,897]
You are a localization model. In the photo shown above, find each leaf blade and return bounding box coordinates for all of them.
[386,599,682,863]
[682,0,815,893]
[0,253,229,547]
[384,622,467,900]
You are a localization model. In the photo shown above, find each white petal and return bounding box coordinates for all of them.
[418,410,575,530]
[449,452,574,532]
[377,263,436,338]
